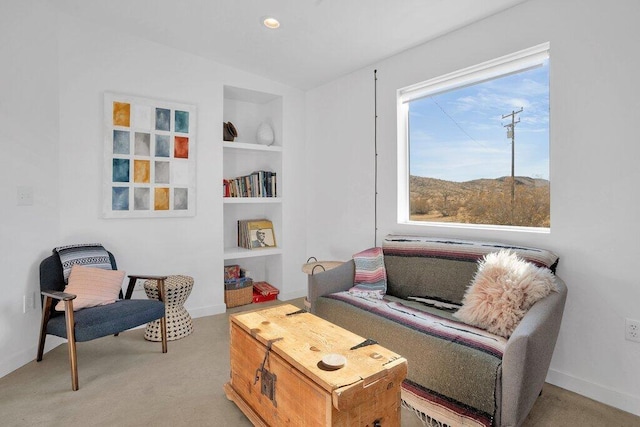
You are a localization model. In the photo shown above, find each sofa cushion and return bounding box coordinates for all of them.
[315,292,505,420]
[348,247,387,299]
[47,299,166,342]
[454,250,558,338]
[382,235,559,304]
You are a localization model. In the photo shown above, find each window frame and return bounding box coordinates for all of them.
[396,42,550,233]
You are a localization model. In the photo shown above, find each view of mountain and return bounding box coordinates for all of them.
[409,175,550,227]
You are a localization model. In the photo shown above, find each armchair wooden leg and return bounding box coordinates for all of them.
[37,296,53,362]
[158,278,168,353]
[160,315,168,354]
[64,300,79,391]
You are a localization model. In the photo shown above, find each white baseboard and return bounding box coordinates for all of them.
[546,368,640,417]
[189,303,226,318]
[279,289,307,302]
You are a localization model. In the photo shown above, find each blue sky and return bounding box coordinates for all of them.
[409,60,549,182]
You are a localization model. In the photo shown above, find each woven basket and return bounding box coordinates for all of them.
[302,260,344,275]
[225,284,253,308]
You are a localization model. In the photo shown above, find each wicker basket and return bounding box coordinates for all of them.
[225,283,253,308]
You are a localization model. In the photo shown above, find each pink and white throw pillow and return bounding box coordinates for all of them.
[349,247,387,299]
[55,265,125,311]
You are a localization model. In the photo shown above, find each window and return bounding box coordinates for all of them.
[397,43,550,230]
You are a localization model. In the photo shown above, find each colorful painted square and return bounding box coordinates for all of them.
[113,102,130,127]
[174,136,189,158]
[112,187,129,210]
[113,130,130,154]
[134,187,150,210]
[134,160,150,183]
[112,159,130,182]
[175,110,189,133]
[154,187,170,210]
[155,135,170,157]
[134,132,150,156]
[155,161,170,183]
[174,188,188,210]
[155,108,170,131]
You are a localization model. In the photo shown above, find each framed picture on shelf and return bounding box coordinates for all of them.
[237,219,276,249]
[248,220,276,249]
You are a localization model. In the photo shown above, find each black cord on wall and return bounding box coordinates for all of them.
[374,69,378,247]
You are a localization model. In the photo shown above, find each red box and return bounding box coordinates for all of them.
[253,281,279,296]
[252,290,278,303]
[252,281,279,303]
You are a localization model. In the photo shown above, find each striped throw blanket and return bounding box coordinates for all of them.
[383,235,559,272]
[349,247,387,299]
[328,292,506,358]
[54,244,112,283]
[326,291,507,427]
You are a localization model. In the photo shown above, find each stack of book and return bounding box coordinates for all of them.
[223,264,252,290]
[237,219,276,250]
[223,170,277,198]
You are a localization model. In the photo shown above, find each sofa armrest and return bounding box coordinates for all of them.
[307,260,354,314]
[501,277,568,426]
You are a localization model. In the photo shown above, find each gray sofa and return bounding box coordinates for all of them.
[307,235,567,427]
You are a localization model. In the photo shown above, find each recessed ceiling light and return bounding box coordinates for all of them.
[263,17,280,29]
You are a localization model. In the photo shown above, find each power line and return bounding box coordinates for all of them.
[430,97,487,148]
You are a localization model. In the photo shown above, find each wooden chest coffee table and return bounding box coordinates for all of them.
[224,304,407,426]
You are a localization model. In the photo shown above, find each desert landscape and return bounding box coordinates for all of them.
[410,175,550,227]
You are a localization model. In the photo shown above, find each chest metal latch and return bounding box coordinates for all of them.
[254,337,282,407]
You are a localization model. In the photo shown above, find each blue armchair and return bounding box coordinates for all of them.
[37,249,167,390]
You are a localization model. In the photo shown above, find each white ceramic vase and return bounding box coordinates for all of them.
[256,122,275,145]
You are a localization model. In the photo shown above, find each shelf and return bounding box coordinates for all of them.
[223,85,284,290]
[224,197,282,204]
[224,246,283,260]
[223,141,282,152]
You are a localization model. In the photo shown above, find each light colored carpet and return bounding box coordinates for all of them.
[1,298,638,427]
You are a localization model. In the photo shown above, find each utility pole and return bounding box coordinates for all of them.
[502,107,523,223]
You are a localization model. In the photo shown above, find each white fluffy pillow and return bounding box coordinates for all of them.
[454,250,558,338]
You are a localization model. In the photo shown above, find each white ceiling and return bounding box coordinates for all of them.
[55,0,527,90]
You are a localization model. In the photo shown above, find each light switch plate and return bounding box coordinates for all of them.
[17,186,34,206]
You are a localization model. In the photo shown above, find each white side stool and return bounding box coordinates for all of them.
[144,275,194,341]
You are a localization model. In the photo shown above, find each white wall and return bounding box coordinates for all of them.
[0,1,61,378]
[1,4,307,377]
[306,0,640,416]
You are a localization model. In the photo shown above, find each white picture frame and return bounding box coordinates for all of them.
[103,92,197,218]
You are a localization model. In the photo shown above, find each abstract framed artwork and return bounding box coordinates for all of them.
[103,92,197,218]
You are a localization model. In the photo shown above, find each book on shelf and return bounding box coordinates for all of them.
[223,170,277,198]
[237,219,276,249]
